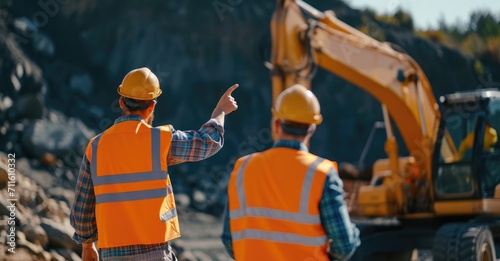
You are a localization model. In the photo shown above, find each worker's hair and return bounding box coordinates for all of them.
[122,97,154,111]
[280,121,311,136]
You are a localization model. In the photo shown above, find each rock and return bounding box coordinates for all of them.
[55,248,82,261]
[33,33,55,58]
[178,250,197,261]
[175,192,191,208]
[69,74,93,97]
[39,152,58,167]
[40,217,79,252]
[1,95,13,111]
[46,109,66,123]
[48,187,74,207]
[22,119,73,159]
[189,178,226,215]
[12,17,38,37]
[37,198,65,221]
[58,201,71,219]
[191,189,208,211]
[50,250,66,261]
[18,63,46,96]
[64,169,76,185]
[14,158,55,194]
[19,187,39,209]
[10,71,21,92]
[21,117,93,162]
[0,128,19,156]
[171,240,193,261]
[22,224,49,248]
[2,247,40,261]
[16,230,52,261]
[0,214,8,231]
[0,196,25,226]
[5,93,45,122]
[171,239,186,253]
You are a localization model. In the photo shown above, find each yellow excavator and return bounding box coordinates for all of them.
[269,0,500,260]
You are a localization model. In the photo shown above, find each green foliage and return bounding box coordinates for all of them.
[358,8,413,42]
[370,8,414,31]
[473,60,485,77]
[483,37,500,63]
[359,15,386,42]
[416,30,457,48]
[437,10,500,62]
[469,11,500,40]
[393,9,414,31]
[360,6,500,63]
[461,33,486,56]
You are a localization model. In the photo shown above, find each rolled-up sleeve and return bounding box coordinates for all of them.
[167,119,224,165]
[70,155,98,245]
[320,169,360,261]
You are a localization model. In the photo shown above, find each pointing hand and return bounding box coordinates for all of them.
[212,84,239,117]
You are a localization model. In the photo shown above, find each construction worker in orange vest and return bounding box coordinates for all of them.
[70,67,239,261]
[221,84,360,261]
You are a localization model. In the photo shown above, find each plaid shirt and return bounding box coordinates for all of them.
[70,115,224,259]
[221,140,360,261]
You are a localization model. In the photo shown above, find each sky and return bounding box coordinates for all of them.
[344,0,500,29]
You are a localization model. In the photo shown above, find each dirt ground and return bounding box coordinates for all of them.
[173,207,233,261]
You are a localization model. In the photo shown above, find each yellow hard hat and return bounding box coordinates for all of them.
[272,84,323,125]
[117,67,162,100]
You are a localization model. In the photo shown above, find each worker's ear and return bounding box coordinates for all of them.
[119,97,125,109]
[271,117,280,142]
[272,117,281,134]
[146,99,157,113]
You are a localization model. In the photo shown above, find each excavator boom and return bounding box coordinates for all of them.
[268,1,500,259]
[270,0,447,207]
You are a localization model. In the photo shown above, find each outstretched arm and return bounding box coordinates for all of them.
[167,84,239,165]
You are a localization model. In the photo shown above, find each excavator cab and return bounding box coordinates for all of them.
[434,89,500,214]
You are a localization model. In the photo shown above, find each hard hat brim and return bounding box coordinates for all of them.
[272,108,323,125]
[117,86,162,100]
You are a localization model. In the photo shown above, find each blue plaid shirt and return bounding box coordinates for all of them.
[221,140,360,261]
[70,115,224,259]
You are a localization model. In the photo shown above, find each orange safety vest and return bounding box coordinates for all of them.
[85,119,180,248]
[228,148,337,261]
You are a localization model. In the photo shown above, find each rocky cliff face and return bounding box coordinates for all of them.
[0,0,498,259]
[6,0,495,167]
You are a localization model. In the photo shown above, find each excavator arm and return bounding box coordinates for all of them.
[270,0,453,214]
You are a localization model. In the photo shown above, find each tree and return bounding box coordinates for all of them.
[393,9,414,31]
[469,11,500,40]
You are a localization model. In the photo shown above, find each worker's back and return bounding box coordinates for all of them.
[90,119,171,174]
[227,147,335,261]
[86,118,180,248]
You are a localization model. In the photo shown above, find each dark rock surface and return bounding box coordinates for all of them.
[0,0,498,260]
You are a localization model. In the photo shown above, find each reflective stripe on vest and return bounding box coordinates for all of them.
[230,156,328,245]
[91,127,176,221]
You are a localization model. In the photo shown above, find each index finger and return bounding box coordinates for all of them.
[225,84,239,96]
